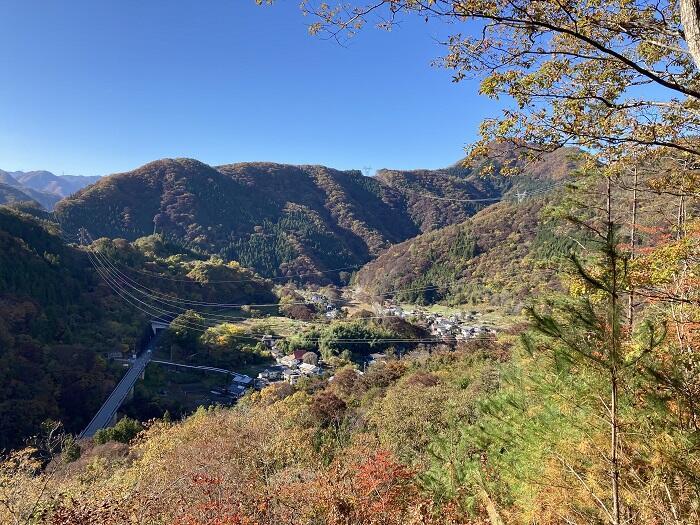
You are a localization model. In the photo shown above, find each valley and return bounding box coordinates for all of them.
[4,2,700,522]
[8,138,694,525]
[0,145,570,449]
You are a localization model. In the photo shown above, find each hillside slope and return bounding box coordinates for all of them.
[354,192,576,309]
[0,206,275,449]
[0,182,41,207]
[0,207,133,449]
[375,146,580,231]
[56,159,417,280]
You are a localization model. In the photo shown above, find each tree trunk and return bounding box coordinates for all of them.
[680,0,700,71]
[627,169,638,328]
[607,177,622,525]
[677,194,686,240]
[610,371,621,525]
[478,486,505,525]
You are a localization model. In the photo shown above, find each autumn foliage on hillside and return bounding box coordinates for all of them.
[4,316,698,525]
[54,147,576,282]
[0,210,275,450]
[355,195,573,308]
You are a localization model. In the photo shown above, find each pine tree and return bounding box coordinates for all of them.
[523,171,665,524]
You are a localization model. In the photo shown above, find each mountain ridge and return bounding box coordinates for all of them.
[353,191,575,309]
[0,182,42,207]
[55,147,581,281]
[10,170,101,197]
[0,168,100,209]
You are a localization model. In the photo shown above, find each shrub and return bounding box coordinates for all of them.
[93,417,143,445]
[60,436,81,463]
[310,390,347,427]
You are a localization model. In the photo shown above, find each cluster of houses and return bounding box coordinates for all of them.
[309,292,341,319]
[226,373,254,398]
[379,302,496,343]
[256,339,324,387]
[251,298,497,390]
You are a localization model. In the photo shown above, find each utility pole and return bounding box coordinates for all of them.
[516,191,527,203]
[362,166,372,177]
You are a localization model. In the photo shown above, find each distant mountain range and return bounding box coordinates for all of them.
[0,169,100,210]
[55,145,583,282]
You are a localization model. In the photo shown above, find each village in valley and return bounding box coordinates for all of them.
[108,282,503,419]
[251,289,499,390]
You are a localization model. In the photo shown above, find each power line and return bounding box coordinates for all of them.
[84,234,346,333]
[85,238,495,342]
[88,250,487,344]
[93,247,481,329]
[84,243,245,334]
[85,231,320,309]
[85,230,464,308]
[53,194,514,339]
[81,238,498,349]
[396,179,568,204]
[87,228,484,312]
[42,207,504,348]
[54,213,364,285]
[88,238,276,309]
[72,220,498,317]
[98,258,364,285]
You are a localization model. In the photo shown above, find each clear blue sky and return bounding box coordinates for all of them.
[0,0,497,176]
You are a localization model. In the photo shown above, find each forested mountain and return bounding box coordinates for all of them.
[354,192,575,308]
[0,206,275,449]
[0,147,581,449]
[7,0,700,521]
[55,147,581,282]
[55,159,403,281]
[375,145,580,231]
[0,207,134,449]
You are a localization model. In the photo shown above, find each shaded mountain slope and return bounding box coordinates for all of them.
[0,205,275,449]
[354,192,577,309]
[0,182,41,207]
[0,207,132,449]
